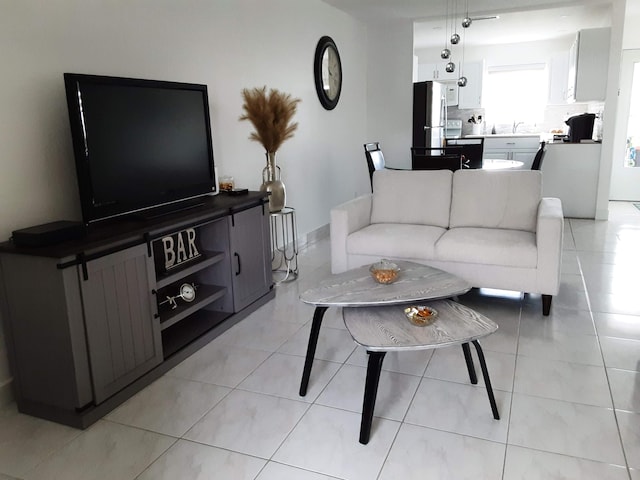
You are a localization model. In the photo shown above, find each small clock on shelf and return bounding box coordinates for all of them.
[314,36,342,110]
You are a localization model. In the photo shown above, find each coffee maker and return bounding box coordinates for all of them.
[565,113,596,142]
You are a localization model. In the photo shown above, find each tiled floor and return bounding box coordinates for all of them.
[2,201,640,479]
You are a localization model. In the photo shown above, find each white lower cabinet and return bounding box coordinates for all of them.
[483,136,540,168]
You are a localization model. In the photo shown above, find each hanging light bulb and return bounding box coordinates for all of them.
[450,33,460,45]
[462,17,472,28]
[445,62,456,73]
[441,48,451,59]
[458,76,468,87]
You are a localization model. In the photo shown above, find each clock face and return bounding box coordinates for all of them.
[314,36,342,110]
[179,283,196,302]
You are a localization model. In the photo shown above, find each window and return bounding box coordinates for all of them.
[483,64,548,125]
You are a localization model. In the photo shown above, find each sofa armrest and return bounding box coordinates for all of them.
[536,197,564,295]
[330,194,372,273]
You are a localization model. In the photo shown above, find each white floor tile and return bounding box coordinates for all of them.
[105,376,231,436]
[23,421,174,480]
[255,462,337,480]
[378,423,505,480]
[167,342,271,387]
[137,440,266,480]
[608,368,640,412]
[405,378,510,443]
[520,305,596,336]
[315,363,420,421]
[617,410,640,469]
[213,315,304,351]
[273,404,399,480]
[346,345,433,376]
[277,324,357,363]
[600,336,640,371]
[238,352,341,402]
[518,330,603,366]
[0,404,80,478]
[594,312,640,340]
[508,393,625,465]
[513,356,611,407]
[503,445,628,480]
[184,390,309,459]
[424,345,516,392]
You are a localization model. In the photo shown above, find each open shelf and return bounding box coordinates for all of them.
[156,250,225,289]
[161,309,231,359]
[159,284,227,330]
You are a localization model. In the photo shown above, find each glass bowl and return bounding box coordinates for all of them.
[369,260,400,284]
[404,306,438,326]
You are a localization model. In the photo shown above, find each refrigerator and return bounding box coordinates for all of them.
[412,81,447,149]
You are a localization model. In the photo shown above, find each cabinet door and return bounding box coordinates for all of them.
[229,205,272,311]
[484,149,509,160]
[80,244,161,404]
[512,149,538,168]
[548,52,569,105]
[458,61,483,109]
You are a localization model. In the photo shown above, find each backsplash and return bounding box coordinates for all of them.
[449,102,604,137]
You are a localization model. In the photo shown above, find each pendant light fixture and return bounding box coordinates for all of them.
[458,0,469,87]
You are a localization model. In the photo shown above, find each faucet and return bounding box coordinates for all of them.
[512,121,524,134]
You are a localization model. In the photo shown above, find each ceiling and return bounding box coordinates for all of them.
[323,0,613,48]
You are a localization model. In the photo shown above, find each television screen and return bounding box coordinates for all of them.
[64,73,216,223]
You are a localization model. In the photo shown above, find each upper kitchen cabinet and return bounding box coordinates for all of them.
[458,61,484,109]
[548,52,570,105]
[567,27,611,102]
[417,62,459,82]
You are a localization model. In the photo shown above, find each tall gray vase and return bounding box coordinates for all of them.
[260,151,286,212]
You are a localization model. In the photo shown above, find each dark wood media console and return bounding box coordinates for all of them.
[0,192,274,428]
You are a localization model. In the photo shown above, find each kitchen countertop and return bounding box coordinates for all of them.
[465,133,542,139]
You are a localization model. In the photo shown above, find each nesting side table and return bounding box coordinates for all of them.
[270,206,298,283]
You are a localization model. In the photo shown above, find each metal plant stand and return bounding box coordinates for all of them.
[270,206,298,284]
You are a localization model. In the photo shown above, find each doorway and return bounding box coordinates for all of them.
[610,49,640,200]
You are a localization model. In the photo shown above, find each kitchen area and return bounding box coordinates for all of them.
[413,14,613,219]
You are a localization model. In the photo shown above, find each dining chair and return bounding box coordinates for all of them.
[364,142,406,191]
[531,141,547,170]
[444,137,485,169]
[411,146,464,171]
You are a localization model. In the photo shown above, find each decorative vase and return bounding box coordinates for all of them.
[260,151,286,212]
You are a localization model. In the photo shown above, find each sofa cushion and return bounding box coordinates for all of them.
[436,227,537,268]
[371,169,453,228]
[450,170,542,232]
[347,223,446,260]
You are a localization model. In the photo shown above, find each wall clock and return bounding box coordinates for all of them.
[314,36,342,110]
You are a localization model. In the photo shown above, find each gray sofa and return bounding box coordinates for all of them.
[330,169,564,315]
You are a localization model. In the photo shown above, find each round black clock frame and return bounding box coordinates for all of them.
[313,36,342,110]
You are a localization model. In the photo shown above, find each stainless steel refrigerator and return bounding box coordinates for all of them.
[412,81,447,149]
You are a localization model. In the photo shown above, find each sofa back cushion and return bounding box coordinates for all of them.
[371,169,453,228]
[450,170,542,232]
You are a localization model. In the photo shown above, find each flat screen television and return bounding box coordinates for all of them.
[64,73,216,224]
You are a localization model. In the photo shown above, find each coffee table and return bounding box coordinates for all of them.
[298,261,471,397]
[343,300,499,444]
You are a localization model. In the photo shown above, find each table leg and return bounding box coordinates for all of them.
[299,306,328,397]
[472,340,500,420]
[360,351,386,445]
[461,343,478,384]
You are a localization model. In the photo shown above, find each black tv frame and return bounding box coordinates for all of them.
[64,73,217,224]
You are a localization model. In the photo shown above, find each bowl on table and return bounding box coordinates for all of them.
[404,306,438,326]
[369,260,400,284]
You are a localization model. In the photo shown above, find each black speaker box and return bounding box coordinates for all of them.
[12,220,86,247]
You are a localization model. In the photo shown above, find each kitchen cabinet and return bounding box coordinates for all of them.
[568,27,611,102]
[458,61,484,109]
[417,62,459,82]
[548,52,570,105]
[0,193,274,428]
[482,136,540,168]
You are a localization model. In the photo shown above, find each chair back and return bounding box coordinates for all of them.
[364,142,386,190]
[531,141,546,170]
[411,146,464,171]
[444,137,484,169]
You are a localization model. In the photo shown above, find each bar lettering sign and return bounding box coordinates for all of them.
[154,227,202,273]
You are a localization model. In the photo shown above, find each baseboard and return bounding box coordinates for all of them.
[299,223,329,250]
[0,379,13,407]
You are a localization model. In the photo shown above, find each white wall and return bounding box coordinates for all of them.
[366,20,414,169]
[0,0,369,404]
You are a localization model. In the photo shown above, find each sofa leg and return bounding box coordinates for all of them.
[542,295,552,316]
